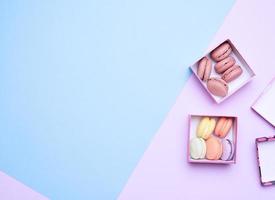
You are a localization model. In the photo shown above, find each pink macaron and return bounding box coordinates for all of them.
[197,57,212,82]
[214,56,236,74]
[211,42,232,62]
[207,78,228,97]
[222,65,243,82]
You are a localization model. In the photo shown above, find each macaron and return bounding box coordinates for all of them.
[211,42,232,62]
[197,117,216,139]
[214,117,233,138]
[207,78,228,97]
[206,137,223,160]
[214,56,236,74]
[222,65,243,83]
[221,139,234,161]
[190,137,206,159]
[197,57,212,82]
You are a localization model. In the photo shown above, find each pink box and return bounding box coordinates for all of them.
[187,114,237,164]
[255,136,275,186]
[190,39,256,104]
[251,77,275,127]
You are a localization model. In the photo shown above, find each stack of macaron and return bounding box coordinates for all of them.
[197,42,243,97]
[190,117,235,161]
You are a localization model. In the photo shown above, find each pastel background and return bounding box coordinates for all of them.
[119,0,275,199]
[0,0,234,199]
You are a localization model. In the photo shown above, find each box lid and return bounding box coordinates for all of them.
[252,77,275,127]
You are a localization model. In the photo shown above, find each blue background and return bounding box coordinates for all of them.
[0,0,234,199]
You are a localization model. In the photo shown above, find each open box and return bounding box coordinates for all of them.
[190,39,256,104]
[187,114,237,164]
[256,136,275,186]
[252,77,275,127]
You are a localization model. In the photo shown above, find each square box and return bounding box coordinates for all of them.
[190,39,256,103]
[187,114,237,164]
[252,77,275,127]
[256,136,275,186]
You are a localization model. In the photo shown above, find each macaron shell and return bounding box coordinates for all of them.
[203,58,212,82]
[206,118,216,139]
[222,65,243,82]
[197,138,206,159]
[214,56,236,74]
[216,140,223,160]
[200,138,207,159]
[206,137,222,160]
[211,42,232,62]
[197,117,209,138]
[197,57,206,80]
[221,139,234,161]
[214,117,233,138]
[207,78,228,97]
[197,57,212,82]
[197,117,216,139]
[190,138,206,159]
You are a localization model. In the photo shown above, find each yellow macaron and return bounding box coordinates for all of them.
[196,117,216,139]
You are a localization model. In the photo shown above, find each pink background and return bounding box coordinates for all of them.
[0,172,48,200]
[119,0,275,199]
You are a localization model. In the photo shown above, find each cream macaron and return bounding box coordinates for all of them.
[190,137,206,159]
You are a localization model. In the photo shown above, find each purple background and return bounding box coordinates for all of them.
[119,0,275,199]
